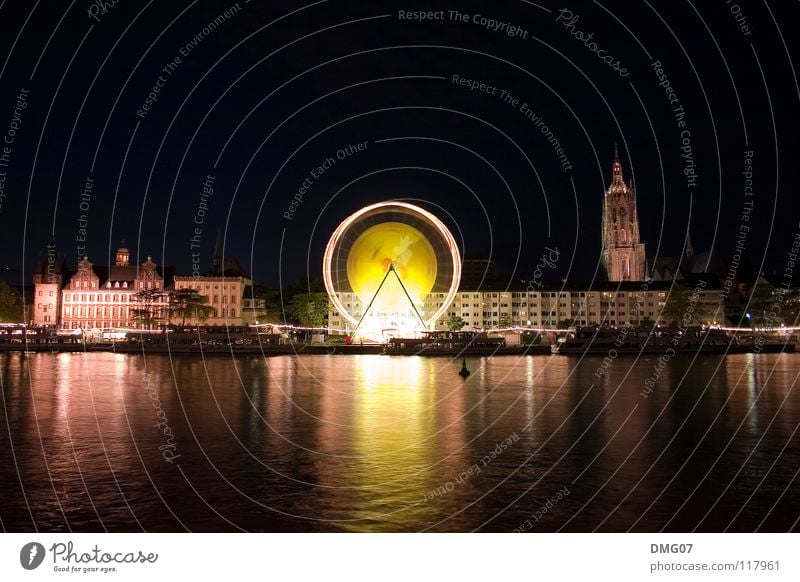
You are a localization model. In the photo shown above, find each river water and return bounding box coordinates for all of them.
[1,352,798,532]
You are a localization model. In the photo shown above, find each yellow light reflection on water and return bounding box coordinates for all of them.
[339,356,443,530]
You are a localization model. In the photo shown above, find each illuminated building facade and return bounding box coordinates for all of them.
[31,241,64,325]
[328,281,725,332]
[60,247,169,330]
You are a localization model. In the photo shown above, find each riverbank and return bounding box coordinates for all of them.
[0,342,554,356]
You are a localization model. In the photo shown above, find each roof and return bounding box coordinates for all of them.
[648,249,728,281]
[457,276,723,293]
[67,264,175,287]
[204,255,248,278]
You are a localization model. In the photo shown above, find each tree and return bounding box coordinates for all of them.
[557,318,574,329]
[282,276,324,301]
[498,314,512,329]
[0,281,24,323]
[446,315,467,331]
[169,288,215,326]
[521,332,541,345]
[256,287,281,322]
[639,316,657,330]
[281,276,325,322]
[747,279,777,328]
[781,289,800,327]
[131,289,166,329]
[286,292,328,330]
[660,285,713,326]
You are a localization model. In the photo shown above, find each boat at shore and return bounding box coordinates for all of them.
[0,326,551,356]
[384,330,549,355]
[2,325,793,356]
[550,325,796,355]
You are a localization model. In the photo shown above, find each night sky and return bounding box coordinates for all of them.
[0,0,798,289]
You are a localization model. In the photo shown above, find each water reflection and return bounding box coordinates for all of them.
[0,352,798,532]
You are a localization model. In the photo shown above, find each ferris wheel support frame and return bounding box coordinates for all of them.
[350,263,427,337]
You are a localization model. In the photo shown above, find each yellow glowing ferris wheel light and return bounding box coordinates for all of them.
[347,221,437,313]
[323,201,461,331]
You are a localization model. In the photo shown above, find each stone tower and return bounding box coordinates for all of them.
[32,239,63,325]
[601,146,647,281]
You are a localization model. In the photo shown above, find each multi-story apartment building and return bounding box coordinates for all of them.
[327,279,725,334]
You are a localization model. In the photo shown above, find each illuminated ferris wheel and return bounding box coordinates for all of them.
[323,201,461,339]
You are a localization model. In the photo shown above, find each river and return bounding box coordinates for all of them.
[1,352,797,532]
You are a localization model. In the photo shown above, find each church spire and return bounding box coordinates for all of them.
[684,229,694,258]
[212,227,223,273]
[611,142,624,187]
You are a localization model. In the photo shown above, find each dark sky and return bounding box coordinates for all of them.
[0,0,798,288]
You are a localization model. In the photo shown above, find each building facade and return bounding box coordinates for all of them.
[328,281,725,334]
[60,247,168,330]
[172,250,267,326]
[601,148,647,281]
[30,235,269,330]
[31,242,63,325]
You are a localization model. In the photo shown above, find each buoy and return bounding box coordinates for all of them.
[459,359,470,377]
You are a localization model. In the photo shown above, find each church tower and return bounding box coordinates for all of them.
[601,146,646,281]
